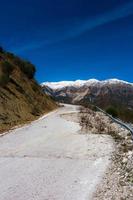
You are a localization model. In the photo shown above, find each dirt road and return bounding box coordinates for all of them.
[0,104,114,200]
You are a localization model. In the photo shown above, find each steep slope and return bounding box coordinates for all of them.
[0,48,57,133]
[42,79,133,122]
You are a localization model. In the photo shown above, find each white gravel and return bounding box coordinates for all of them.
[0,104,114,200]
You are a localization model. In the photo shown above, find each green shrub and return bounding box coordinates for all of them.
[12,56,36,79]
[1,61,14,74]
[106,106,118,118]
[20,61,36,79]
[6,52,15,59]
[0,61,14,86]
[0,47,4,53]
[12,56,23,66]
[0,73,10,86]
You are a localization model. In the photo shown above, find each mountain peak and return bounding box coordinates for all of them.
[42,78,132,90]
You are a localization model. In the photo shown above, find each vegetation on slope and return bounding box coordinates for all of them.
[79,97,133,123]
[0,47,57,133]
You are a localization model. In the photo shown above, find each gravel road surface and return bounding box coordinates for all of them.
[0,104,114,200]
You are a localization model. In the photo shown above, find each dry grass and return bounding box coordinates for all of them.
[0,51,57,134]
[79,106,121,138]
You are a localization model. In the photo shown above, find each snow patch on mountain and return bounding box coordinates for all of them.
[42,79,132,90]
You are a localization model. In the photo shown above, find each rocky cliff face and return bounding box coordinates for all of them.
[42,79,133,122]
[0,49,57,133]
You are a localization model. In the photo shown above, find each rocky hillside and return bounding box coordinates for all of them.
[0,48,57,133]
[42,79,133,122]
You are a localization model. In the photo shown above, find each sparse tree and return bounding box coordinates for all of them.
[106,106,118,118]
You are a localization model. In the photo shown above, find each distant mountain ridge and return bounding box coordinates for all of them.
[42,78,133,122]
[42,79,133,90]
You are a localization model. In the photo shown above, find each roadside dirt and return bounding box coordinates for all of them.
[77,106,133,200]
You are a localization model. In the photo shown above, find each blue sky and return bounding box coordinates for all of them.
[0,0,133,83]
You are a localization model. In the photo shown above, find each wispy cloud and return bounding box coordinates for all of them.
[68,1,133,37]
[12,1,133,53]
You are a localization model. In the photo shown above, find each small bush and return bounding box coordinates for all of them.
[12,56,36,79]
[106,106,118,118]
[0,73,10,86]
[0,46,4,53]
[6,52,15,59]
[1,61,14,74]
[21,61,36,79]
[0,61,14,86]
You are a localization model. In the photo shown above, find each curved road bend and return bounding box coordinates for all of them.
[0,104,114,200]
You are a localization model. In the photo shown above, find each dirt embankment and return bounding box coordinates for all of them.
[0,49,57,133]
[79,106,133,200]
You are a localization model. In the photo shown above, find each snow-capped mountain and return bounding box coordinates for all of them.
[42,79,132,90]
[42,79,98,89]
[42,78,133,122]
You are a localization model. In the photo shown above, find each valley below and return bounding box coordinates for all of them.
[0,104,115,200]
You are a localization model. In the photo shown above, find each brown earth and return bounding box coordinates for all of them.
[0,49,57,133]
